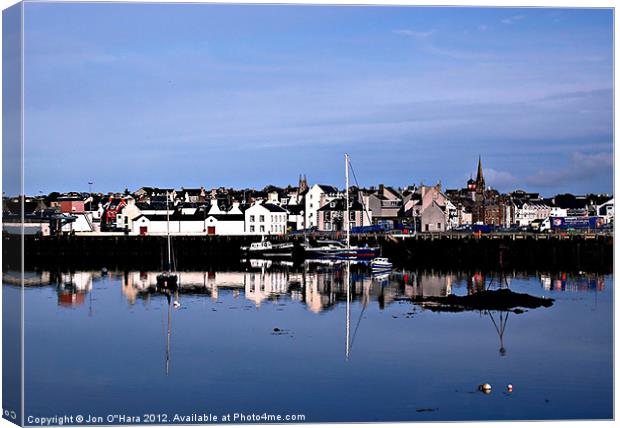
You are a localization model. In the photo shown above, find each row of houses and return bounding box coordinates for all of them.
[2,159,614,236]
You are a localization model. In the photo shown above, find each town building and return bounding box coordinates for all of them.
[363,184,402,225]
[244,202,288,235]
[305,184,341,229]
[316,197,372,231]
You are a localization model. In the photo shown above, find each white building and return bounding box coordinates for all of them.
[514,201,551,227]
[244,203,288,235]
[115,197,143,231]
[204,214,245,235]
[304,184,341,229]
[62,212,96,233]
[131,213,205,235]
[596,198,614,224]
[227,201,243,215]
[549,206,568,218]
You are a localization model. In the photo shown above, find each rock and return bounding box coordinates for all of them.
[412,289,554,313]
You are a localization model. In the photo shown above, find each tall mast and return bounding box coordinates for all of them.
[345,153,350,249]
[345,260,350,360]
[166,191,171,273]
[165,296,171,375]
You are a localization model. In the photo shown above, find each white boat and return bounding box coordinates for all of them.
[370,257,392,269]
[370,257,393,271]
[241,238,294,258]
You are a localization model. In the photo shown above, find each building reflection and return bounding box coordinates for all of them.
[539,272,605,292]
[8,267,607,312]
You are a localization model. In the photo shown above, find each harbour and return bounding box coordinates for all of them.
[2,3,614,424]
[7,231,612,272]
[6,264,613,422]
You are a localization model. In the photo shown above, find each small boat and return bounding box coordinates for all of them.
[241,238,294,258]
[370,257,393,270]
[302,239,380,260]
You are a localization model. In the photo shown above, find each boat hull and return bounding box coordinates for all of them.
[156,274,178,289]
[304,247,380,260]
[241,242,294,258]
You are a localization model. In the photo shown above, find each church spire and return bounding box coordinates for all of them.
[475,155,485,189]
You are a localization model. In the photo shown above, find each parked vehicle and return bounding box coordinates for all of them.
[471,224,495,233]
[548,216,605,231]
[454,224,472,232]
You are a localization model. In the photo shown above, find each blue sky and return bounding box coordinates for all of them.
[22,3,613,195]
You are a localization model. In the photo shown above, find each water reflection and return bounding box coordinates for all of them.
[540,273,605,292]
[9,264,613,420]
[3,267,607,312]
[489,311,509,356]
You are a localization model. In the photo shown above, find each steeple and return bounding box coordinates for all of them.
[475,155,485,190]
[298,173,309,195]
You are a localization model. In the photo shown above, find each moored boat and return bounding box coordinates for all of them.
[302,238,379,260]
[370,257,393,270]
[241,239,294,258]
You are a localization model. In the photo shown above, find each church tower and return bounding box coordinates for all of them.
[298,174,309,195]
[472,156,486,224]
[474,155,485,203]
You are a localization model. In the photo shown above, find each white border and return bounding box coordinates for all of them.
[0,2,616,428]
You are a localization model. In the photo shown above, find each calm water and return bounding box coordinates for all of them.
[5,261,613,423]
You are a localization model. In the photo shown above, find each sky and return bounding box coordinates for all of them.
[20,3,613,196]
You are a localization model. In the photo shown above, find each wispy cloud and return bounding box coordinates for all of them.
[501,15,525,25]
[525,151,612,187]
[485,168,518,188]
[392,29,435,39]
[478,24,488,31]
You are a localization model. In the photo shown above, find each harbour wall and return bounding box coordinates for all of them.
[3,233,613,273]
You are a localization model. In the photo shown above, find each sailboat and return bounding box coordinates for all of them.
[157,191,178,288]
[303,154,380,260]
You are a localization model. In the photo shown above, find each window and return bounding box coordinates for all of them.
[325,222,331,231]
[250,215,255,222]
[260,225,265,232]
[259,215,265,222]
[438,223,441,229]
[250,225,255,232]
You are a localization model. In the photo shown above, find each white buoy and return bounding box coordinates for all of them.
[173,301,181,308]
[479,383,492,393]
[507,384,513,392]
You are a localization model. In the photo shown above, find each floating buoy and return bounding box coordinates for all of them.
[173,301,181,308]
[478,383,492,393]
[507,384,513,392]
